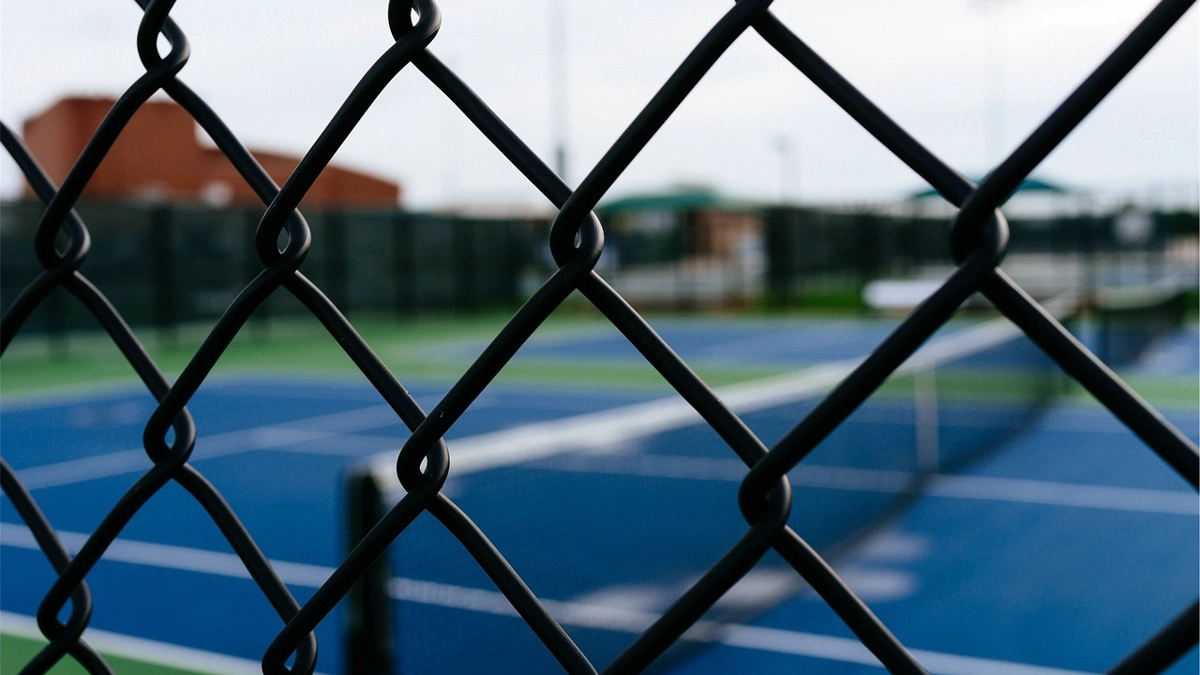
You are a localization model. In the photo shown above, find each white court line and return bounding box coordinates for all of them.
[389,577,1097,675]
[0,523,1098,675]
[537,454,1198,515]
[1022,412,1200,436]
[9,387,645,489]
[364,299,1087,489]
[545,453,916,492]
[361,358,863,487]
[13,403,402,490]
[925,475,1200,514]
[11,304,1065,491]
[0,611,312,675]
[0,523,334,587]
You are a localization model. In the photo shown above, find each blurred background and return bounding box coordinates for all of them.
[2,0,1196,333]
[1,2,1196,675]
[1,0,1197,211]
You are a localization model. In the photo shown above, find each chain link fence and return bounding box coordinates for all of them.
[2,1,1196,674]
[765,206,1199,308]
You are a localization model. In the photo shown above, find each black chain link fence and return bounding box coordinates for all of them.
[764,207,1197,308]
[2,1,1197,674]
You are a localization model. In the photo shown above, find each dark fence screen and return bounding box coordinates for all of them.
[1,200,539,335]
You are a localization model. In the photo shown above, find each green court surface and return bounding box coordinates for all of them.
[2,635,221,675]
[0,311,787,400]
[3,312,1194,410]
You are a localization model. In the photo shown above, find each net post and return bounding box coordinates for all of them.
[344,463,396,675]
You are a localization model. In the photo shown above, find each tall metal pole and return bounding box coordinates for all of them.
[776,135,798,205]
[550,0,570,182]
[975,0,1011,165]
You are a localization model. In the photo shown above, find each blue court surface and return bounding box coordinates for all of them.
[1,319,1196,675]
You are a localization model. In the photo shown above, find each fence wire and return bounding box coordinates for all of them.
[2,1,1197,674]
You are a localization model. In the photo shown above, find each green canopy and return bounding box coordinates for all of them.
[908,176,1071,201]
[598,188,759,213]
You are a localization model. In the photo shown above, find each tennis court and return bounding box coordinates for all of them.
[2,315,1195,674]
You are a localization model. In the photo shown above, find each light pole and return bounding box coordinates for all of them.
[550,0,570,182]
[975,0,1013,165]
[776,135,798,205]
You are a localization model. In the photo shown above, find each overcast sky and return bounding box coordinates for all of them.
[1,0,1196,211]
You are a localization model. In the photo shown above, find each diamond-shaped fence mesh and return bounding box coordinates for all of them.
[1,1,1197,674]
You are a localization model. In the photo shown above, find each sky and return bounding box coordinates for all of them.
[1,0,1197,212]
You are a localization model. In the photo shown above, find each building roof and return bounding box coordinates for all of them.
[20,95,402,208]
[598,188,760,214]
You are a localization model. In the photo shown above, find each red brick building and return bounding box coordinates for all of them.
[21,96,401,208]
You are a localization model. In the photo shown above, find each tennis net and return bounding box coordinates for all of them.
[344,295,1088,674]
[1092,279,1192,368]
